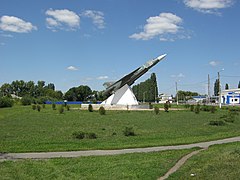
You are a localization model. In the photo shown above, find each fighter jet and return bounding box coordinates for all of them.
[103,54,167,97]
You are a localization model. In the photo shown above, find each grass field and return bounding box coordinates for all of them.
[169,142,240,179]
[0,105,239,153]
[0,149,195,179]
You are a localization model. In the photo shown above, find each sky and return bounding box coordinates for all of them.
[1,0,240,95]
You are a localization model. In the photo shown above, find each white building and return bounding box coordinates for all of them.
[158,94,173,104]
[221,88,240,105]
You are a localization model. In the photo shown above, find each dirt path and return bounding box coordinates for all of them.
[158,149,206,180]
[1,136,240,162]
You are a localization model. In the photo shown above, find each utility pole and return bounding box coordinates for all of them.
[175,81,178,105]
[208,74,210,104]
[218,71,221,108]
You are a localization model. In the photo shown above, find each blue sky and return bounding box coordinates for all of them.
[1,0,240,95]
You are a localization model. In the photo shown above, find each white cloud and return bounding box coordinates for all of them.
[184,0,234,14]
[0,16,37,33]
[97,76,109,80]
[67,66,78,71]
[129,13,187,41]
[81,10,105,29]
[0,42,5,46]
[171,73,185,78]
[209,60,220,67]
[46,9,80,31]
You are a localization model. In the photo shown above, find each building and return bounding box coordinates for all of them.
[221,89,240,105]
[158,94,173,104]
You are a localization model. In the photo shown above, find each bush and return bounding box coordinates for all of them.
[210,106,216,113]
[0,97,14,108]
[164,103,169,112]
[220,109,238,123]
[21,96,32,106]
[72,131,97,139]
[59,106,64,114]
[190,105,194,112]
[195,104,200,114]
[123,127,135,136]
[184,104,190,109]
[201,104,210,112]
[209,120,225,126]
[42,104,45,109]
[86,132,97,139]
[37,105,41,112]
[88,104,93,112]
[52,103,56,110]
[72,131,85,139]
[66,105,70,111]
[99,106,106,115]
[154,106,160,115]
[32,104,36,110]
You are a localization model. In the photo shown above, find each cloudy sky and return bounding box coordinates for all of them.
[1,0,240,95]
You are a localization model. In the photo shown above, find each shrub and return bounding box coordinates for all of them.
[154,106,160,115]
[72,131,97,139]
[21,96,32,106]
[112,132,117,136]
[66,105,70,111]
[201,104,210,112]
[195,104,200,114]
[123,127,135,136]
[0,97,14,108]
[42,104,45,109]
[88,104,93,112]
[190,105,195,112]
[209,120,225,126]
[37,105,41,112]
[59,106,64,114]
[52,103,56,110]
[72,131,85,139]
[164,103,169,112]
[210,106,216,113]
[99,106,106,115]
[32,104,36,110]
[86,132,97,139]
[184,104,190,109]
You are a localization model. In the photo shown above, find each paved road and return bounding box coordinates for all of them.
[1,136,240,161]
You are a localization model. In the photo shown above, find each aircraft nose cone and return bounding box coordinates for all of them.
[156,54,167,60]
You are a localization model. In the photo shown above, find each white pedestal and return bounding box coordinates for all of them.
[101,84,138,106]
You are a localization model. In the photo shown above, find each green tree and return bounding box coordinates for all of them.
[65,85,92,101]
[225,83,229,90]
[177,90,199,101]
[214,79,220,96]
[0,83,12,96]
[132,73,158,102]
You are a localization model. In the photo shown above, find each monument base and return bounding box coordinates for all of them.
[101,84,138,106]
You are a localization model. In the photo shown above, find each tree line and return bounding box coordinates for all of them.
[132,73,158,102]
[0,80,106,104]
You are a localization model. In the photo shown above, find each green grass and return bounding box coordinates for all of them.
[0,105,240,152]
[0,149,194,180]
[169,142,240,179]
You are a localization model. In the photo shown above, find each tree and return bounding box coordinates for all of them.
[47,83,55,91]
[177,90,199,101]
[132,73,158,102]
[225,83,229,90]
[64,85,92,101]
[238,81,240,88]
[0,83,12,96]
[214,79,220,96]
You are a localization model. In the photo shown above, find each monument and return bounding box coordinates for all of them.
[101,54,167,106]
